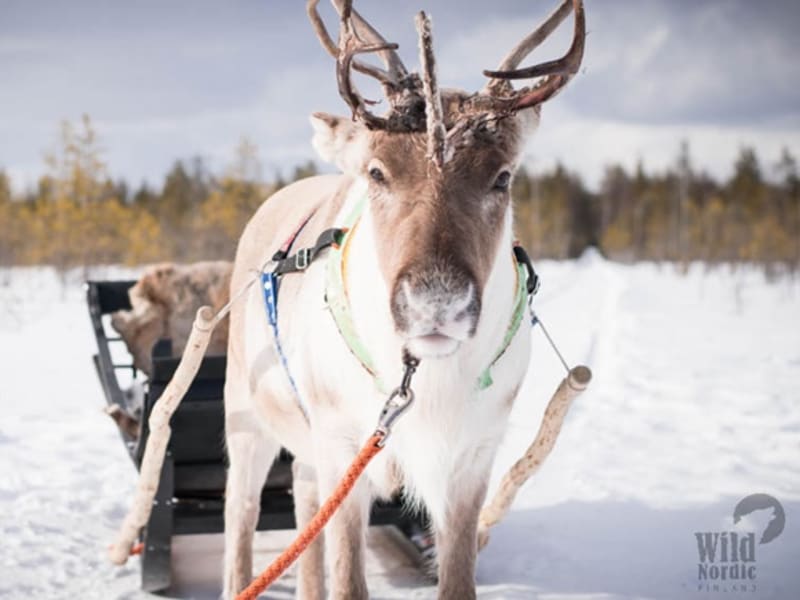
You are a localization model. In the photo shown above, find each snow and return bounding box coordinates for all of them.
[0,258,798,600]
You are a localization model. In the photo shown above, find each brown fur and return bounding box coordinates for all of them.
[111,261,232,375]
[365,111,524,334]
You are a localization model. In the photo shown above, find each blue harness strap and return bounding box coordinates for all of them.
[261,212,316,421]
[261,212,347,420]
[261,271,306,417]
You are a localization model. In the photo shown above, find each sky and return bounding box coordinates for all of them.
[1,0,799,193]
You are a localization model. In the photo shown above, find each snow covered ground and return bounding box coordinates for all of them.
[0,255,798,600]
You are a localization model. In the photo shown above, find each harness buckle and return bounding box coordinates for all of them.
[528,270,540,297]
[513,244,540,297]
[295,248,311,270]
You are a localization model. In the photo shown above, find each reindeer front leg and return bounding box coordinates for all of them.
[222,410,280,599]
[314,430,372,600]
[433,465,491,600]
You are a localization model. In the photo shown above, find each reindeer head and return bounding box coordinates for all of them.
[309,0,584,358]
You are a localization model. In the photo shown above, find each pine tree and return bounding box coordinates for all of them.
[775,148,800,269]
[0,170,16,265]
[0,170,10,206]
[193,137,267,259]
[44,114,108,207]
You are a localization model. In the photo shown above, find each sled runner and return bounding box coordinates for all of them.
[86,279,432,593]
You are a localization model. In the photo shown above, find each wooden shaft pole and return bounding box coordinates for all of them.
[478,365,591,550]
[109,306,217,565]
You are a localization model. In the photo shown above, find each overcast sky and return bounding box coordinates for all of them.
[2,0,799,193]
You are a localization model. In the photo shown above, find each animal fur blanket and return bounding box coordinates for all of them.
[111,261,232,376]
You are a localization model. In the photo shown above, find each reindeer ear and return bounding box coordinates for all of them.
[309,112,369,174]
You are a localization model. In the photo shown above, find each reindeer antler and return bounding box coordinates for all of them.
[307,0,408,87]
[332,0,408,82]
[416,11,446,168]
[307,0,425,131]
[470,0,586,114]
[307,0,584,136]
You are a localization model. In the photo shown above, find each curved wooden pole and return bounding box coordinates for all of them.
[478,365,591,550]
[109,306,217,565]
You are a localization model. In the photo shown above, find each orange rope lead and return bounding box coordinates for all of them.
[236,433,385,600]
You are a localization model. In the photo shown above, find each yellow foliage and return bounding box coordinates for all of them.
[601,222,633,256]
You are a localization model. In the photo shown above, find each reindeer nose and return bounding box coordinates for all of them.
[390,265,481,342]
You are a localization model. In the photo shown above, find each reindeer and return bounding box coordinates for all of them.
[222,1,585,598]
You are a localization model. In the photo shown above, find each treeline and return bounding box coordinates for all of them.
[0,115,316,270]
[1,116,798,274]
[512,141,800,274]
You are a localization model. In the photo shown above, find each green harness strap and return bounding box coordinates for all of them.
[325,197,530,394]
[476,261,528,389]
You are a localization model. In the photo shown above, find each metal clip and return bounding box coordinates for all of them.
[295,248,310,270]
[374,388,415,446]
[373,353,420,446]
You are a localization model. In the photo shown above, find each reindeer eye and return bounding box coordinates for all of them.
[369,167,385,183]
[493,171,511,191]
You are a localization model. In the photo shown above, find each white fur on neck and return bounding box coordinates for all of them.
[340,180,525,524]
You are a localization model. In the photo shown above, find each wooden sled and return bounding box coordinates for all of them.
[86,280,432,593]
